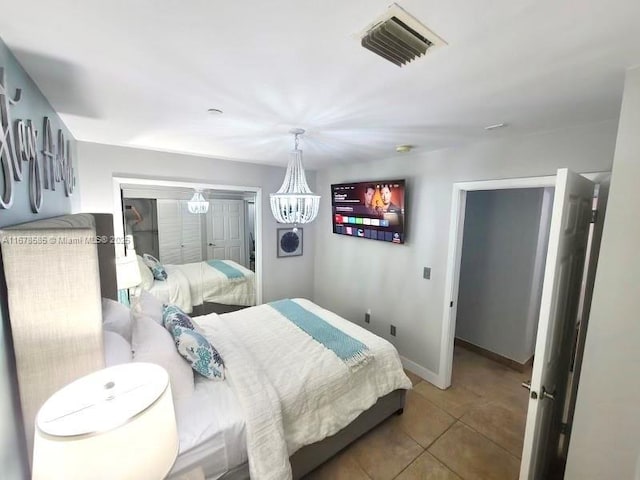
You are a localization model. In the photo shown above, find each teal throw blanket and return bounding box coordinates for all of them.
[207,260,244,280]
[269,299,370,368]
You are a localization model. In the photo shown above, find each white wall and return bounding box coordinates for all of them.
[565,68,640,479]
[76,142,315,302]
[455,188,546,364]
[313,120,617,381]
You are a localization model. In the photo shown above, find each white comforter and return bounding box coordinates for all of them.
[196,298,412,480]
[175,260,255,307]
[146,260,255,311]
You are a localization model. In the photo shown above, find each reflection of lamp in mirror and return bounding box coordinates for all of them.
[187,190,209,214]
[32,363,178,480]
[116,250,141,305]
[116,253,141,291]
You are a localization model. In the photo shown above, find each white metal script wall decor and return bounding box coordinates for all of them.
[0,66,76,214]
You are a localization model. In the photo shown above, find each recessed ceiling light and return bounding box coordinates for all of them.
[484,123,507,131]
[207,108,223,114]
[395,144,413,153]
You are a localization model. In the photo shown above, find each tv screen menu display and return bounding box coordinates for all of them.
[331,180,405,244]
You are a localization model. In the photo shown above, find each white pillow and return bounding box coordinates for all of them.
[131,290,164,325]
[102,298,132,343]
[137,255,154,290]
[103,330,133,366]
[132,314,194,402]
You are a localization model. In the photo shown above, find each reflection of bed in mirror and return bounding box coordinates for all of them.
[122,185,258,314]
[138,256,255,315]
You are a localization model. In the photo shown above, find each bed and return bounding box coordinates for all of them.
[142,258,256,313]
[166,299,411,479]
[0,213,410,479]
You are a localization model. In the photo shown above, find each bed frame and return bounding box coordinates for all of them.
[191,302,247,316]
[0,213,406,478]
[289,389,405,479]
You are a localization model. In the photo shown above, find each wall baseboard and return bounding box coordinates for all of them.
[400,356,446,389]
[454,337,532,372]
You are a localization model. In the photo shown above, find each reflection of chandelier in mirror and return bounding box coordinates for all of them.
[187,190,209,214]
[270,128,320,226]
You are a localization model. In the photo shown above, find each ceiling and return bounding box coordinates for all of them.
[1,0,639,169]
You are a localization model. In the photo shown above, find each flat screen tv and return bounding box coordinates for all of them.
[331,180,406,244]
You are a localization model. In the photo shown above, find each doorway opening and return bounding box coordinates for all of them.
[439,171,610,479]
[455,187,554,372]
[447,186,555,475]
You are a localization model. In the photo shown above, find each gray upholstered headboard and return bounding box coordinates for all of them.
[0,213,116,465]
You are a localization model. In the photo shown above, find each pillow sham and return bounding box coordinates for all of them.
[143,253,168,281]
[163,304,198,331]
[168,325,225,380]
[137,255,154,290]
[103,330,133,366]
[132,290,164,325]
[132,314,195,401]
[101,297,132,343]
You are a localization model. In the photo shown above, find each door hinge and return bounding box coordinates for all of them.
[590,210,598,224]
[450,301,454,308]
[560,422,569,435]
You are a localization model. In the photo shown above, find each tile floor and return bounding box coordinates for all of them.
[305,346,533,480]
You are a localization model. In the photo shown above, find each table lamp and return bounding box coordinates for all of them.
[116,249,142,305]
[116,252,142,290]
[32,363,178,480]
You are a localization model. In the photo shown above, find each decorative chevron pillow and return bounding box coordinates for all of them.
[162,304,224,379]
[143,253,168,280]
[169,325,225,380]
[163,304,197,331]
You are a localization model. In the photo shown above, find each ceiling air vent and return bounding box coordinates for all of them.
[361,3,446,67]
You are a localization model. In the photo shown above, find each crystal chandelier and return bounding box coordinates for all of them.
[270,128,320,226]
[187,190,209,214]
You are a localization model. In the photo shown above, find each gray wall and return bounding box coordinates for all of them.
[565,67,640,479]
[0,39,79,228]
[455,188,548,364]
[313,120,617,381]
[75,142,316,302]
[0,37,77,479]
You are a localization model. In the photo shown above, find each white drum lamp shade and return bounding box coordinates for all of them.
[32,363,178,480]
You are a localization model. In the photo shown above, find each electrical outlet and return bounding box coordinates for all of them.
[365,312,370,324]
[390,325,396,336]
[423,267,431,279]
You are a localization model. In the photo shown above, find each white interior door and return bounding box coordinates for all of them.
[557,189,606,460]
[520,169,595,479]
[206,200,246,265]
[179,200,203,263]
